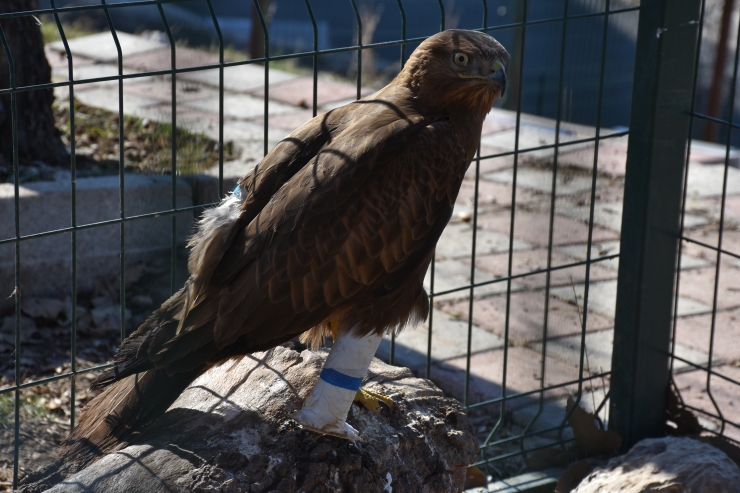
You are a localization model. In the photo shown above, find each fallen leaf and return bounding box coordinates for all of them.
[568,396,621,456]
[556,459,591,493]
[464,465,487,489]
[666,384,702,435]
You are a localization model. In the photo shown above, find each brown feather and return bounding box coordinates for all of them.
[63,29,509,464]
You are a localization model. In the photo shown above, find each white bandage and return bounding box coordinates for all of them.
[294,329,383,440]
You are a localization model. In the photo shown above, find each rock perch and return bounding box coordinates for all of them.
[22,346,478,493]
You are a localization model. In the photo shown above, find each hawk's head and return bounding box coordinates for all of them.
[399,29,510,118]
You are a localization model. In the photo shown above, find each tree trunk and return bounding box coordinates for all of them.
[0,0,68,167]
[19,347,479,493]
[249,0,271,61]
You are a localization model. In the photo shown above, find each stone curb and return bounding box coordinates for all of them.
[0,174,193,301]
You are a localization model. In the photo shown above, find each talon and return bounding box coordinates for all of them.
[294,407,361,441]
[354,387,395,413]
[330,318,339,342]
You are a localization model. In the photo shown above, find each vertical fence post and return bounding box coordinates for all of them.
[610,0,703,449]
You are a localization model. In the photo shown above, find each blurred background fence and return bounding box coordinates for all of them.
[1,0,739,491]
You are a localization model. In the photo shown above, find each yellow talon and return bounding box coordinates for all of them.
[354,387,395,413]
[330,318,340,342]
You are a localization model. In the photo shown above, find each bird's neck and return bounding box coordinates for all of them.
[377,80,487,161]
[447,110,485,162]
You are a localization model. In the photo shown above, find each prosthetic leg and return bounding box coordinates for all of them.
[294,324,389,440]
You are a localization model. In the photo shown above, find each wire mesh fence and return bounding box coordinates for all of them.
[669,0,740,447]
[0,0,738,490]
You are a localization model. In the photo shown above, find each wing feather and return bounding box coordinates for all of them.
[210,116,467,348]
[131,99,469,363]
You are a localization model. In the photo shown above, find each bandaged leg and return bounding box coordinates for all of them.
[294,328,383,441]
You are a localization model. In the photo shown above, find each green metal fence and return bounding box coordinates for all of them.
[670,0,740,447]
[0,0,736,490]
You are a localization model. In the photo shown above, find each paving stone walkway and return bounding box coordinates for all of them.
[46,33,740,442]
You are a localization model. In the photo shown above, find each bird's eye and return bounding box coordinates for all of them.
[492,60,504,73]
[453,52,470,67]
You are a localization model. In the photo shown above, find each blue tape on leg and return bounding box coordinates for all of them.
[320,368,363,391]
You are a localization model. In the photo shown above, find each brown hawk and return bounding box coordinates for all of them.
[64,28,509,459]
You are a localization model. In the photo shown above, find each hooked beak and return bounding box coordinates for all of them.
[488,66,506,97]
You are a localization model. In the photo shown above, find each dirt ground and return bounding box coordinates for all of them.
[0,249,190,490]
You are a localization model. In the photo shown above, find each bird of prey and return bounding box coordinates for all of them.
[64,29,508,461]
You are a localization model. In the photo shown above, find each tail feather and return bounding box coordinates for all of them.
[63,196,244,466]
[62,367,201,467]
[92,284,190,389]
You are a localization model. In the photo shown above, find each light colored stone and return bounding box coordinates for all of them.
[557,135,629,177]
[573,436,740,493]
[69,87,161,119]
[430,346,580,405]
[484,469,561,493]
[556,241,621,271]
[681,253,711,270]
[259,108,317,131]
[424,259,521,302]
[555,240,708,271]
[446,290,615,346]
[45,44,93,70]
[179,63,297,92]
[556,201,624,232]
[254,76,362,107]
[534,329,616,375]
[550,280,712,319]
[0,176,192,298]
[673,265,740,311]
[183,93,296,120]
[673,309,740,365]
[558,200,709,233]
[511,399,578,440]
[687,162,740,198]
[122,77,221,103]
[320,97,360,112]
[534,328,708,373]
[481,108,517,135]
[689,139,740,167]
[48,32,166,64]
[479,210,619,248]
[122,46,220,72]
[52,63,153,87]
[480,124,589,159]
[435,222,532,259]
[485,167,596,195]
[377,309,505,370]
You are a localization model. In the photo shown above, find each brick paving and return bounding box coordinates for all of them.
[46,33,740,445]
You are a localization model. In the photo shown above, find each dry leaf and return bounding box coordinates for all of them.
[666,384,702,435]
[556,459,591,493]
[464,465,487,489]
[567,396,621,456]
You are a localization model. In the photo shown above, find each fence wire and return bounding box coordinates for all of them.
[670,0,740,445]
[4,0,734,490]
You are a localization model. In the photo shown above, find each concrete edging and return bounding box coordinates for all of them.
[0,174,194,303]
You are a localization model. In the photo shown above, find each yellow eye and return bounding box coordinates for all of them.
[453,52,470,67]
[492,59,504,73]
